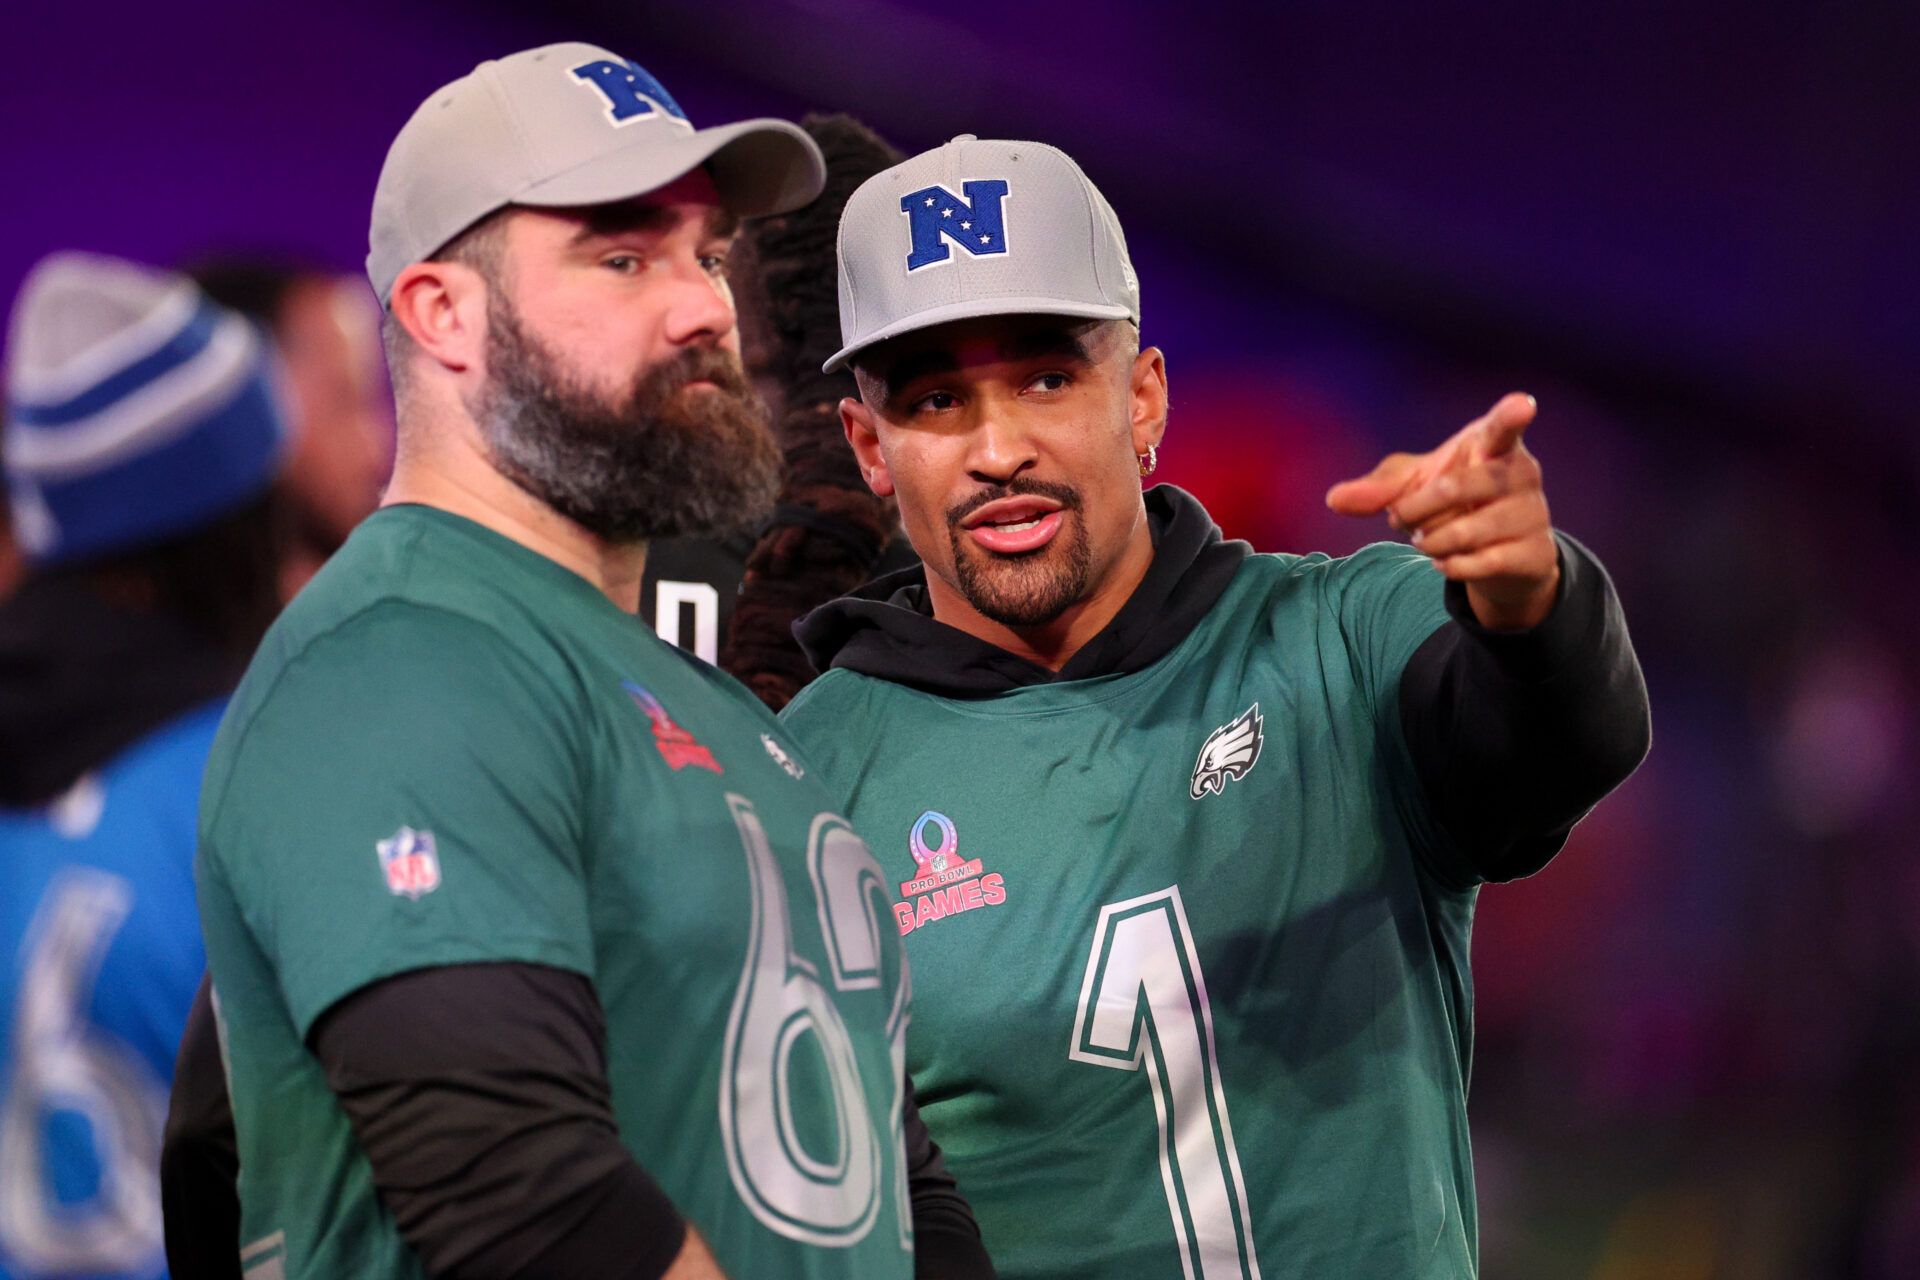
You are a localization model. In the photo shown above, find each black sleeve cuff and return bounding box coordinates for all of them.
[1403,529,1651,882]
[510,1160,686,1280]
[915,1225,998,1280]
[1440,530,1612,682]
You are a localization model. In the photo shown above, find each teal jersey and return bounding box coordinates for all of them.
[196,506,912,1280]
[782,544,1480,1279]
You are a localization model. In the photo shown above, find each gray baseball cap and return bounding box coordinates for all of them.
[824,135,1139,373]
[368,42,826,305]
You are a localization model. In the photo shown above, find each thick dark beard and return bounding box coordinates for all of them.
[469,295,781,543]
[945,479,1091,628]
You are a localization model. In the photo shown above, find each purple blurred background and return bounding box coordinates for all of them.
[5,3,1916,1275]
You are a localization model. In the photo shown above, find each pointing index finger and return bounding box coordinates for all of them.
[1325,452,1425,517]
[1478,392,1537,460]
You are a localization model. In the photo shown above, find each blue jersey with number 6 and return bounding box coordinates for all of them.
[0,700,220,1280]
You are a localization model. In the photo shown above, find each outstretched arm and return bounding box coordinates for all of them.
[1330,394,1651,882]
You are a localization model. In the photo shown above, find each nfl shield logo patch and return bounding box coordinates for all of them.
[378,826,441,899]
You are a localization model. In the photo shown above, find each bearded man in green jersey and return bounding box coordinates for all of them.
[778,135,1652,1278]
[192,48,992,1280]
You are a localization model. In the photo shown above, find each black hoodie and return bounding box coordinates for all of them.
[797,485,1650,882]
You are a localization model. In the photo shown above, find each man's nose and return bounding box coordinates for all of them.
[661,258,737,347]
[965,404,1039,484]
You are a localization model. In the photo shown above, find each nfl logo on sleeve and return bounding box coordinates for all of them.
[377,826,442,899]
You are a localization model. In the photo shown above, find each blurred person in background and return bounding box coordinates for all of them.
[0,251,287,1279]
[188,256,392,599]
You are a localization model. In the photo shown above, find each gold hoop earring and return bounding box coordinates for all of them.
[1137,444,1159,477]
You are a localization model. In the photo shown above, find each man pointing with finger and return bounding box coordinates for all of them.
[1326,390,1562,628]
[778,134,1651,1277]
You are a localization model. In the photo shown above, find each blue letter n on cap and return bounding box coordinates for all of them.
[901,180,1011,271]
[571,59,690,125]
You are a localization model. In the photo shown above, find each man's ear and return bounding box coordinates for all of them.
[1130,346,1169,456]
[388,259,490,379]
[840,396,895,498]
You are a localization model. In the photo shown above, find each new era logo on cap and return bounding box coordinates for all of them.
[825,135,1140,372]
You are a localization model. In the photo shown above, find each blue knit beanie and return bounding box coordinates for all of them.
[4,252,289,564]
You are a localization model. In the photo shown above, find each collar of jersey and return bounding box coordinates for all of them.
[795,485,1252,698]
[375,503,639,618]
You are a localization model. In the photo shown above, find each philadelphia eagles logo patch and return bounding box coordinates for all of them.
[1190,703,1264,799]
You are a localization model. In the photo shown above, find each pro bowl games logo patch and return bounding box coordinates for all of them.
[894,810,1007,935]
[378,826,441,900]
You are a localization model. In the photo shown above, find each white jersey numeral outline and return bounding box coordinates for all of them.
[718,795,910,1251]
[807,813,915,1251]
[0,869,166,1274]
[1070,885,1262,1280]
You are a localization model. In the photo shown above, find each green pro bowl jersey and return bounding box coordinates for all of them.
[196,506,913,1280]
[781,544,1481,1279]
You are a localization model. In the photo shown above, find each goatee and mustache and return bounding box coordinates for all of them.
[946,479,1090,628]
[468,295,782,543]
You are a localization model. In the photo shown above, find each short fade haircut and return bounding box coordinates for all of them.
[380,210,510,404]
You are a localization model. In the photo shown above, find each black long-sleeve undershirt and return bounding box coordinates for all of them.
[161,972,242,1279]
[161,966,993,1279]
[310,964,685,1279]
[1396,532,1651,885]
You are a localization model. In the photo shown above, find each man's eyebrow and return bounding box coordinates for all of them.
[569,202,673,245]
[566,201,739,246]
[874,349,959,396]
[873,328,1095,399]
[997,329,1094,365]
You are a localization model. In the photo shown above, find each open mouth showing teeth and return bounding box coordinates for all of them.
[964,505,1066,555]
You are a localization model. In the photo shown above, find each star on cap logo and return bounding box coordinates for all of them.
[1190,703,1264,799]
[900,179,1011,271]
[378,826,441,900]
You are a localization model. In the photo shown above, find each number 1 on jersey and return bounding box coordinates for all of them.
[1070,886,1261,1280]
